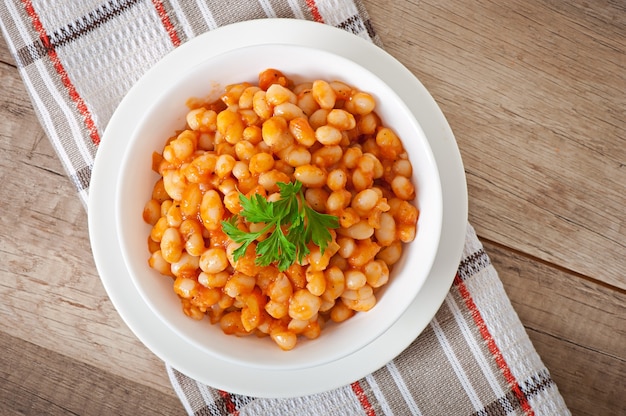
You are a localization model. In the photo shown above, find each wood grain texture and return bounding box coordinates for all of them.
[0,332,184,415]
[1,1,625,415]
[361,1,626,411]
[0,41,177,401]
[486,242,626,415]
[363,0,626,289]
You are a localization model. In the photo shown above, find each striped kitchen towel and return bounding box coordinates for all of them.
[0,0,570,414]
[166,225,569,415]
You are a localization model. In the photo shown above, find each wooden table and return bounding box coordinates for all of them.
[1,1,624,414]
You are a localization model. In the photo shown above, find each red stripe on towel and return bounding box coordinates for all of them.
[22,0,101,145]
[151,0,181,47]
[351,381,375,416]
[454,273,535,415]
[217,390,238,415]
[305,0,324,23]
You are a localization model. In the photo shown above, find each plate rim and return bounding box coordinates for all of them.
[88,18,468,398]
[113,41,444,371]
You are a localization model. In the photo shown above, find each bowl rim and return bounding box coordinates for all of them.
[114,42,443,370]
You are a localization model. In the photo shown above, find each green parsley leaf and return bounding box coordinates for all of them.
[256,227,296,271]
[238,193,275,224]
[221,215,270,263]
[304,204,340,254]
[221,180,339,271]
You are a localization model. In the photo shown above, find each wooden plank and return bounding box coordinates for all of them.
[0,331,184,415]
[0,60,174,395]
[362,0,626,289]
[527,330,626,416]
[491,241,625,359]
[0,35,182,412]
[2,3,625,415]
[485,241,626,415]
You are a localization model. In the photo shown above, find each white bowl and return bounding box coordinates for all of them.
[115,43,442,371]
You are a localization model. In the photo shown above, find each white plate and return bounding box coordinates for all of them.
[88,19,467,398]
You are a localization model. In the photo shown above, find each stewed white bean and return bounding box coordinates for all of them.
[199,247,228,274]
[143,68,420,351]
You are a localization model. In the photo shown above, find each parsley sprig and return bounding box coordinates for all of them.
[221,181,339,271]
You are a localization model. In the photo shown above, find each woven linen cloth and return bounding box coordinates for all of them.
[0,1,570,415]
